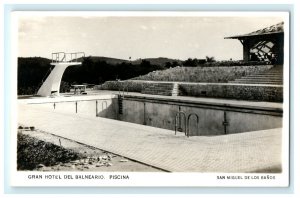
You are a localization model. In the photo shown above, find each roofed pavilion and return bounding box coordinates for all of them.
[225,22,284,64]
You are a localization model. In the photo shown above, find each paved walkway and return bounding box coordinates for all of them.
[18,103,282,172]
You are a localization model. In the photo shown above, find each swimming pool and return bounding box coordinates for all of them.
[21,94,282,136]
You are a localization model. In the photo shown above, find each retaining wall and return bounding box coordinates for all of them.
[179,84,283,102]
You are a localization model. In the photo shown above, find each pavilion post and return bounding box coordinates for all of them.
[242,39,250,62]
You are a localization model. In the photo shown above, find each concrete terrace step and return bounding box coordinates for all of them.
[142,83,175,96]
[234,81,283,84]
[229,78,281,81]
[171,83,179,96]
[229,81,283,85]
[241,76,283,79]
[246,73,283,76]
[230,65,284,85]
[241,75,283,78]
[231,78,283,81]
[245,73,282,76]
[237,78,283,82]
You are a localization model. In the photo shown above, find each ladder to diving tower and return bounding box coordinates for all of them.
[36,52,85,97]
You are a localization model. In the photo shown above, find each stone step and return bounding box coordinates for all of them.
[232,78,283,82]
[229,81,283,84]
[242,74,283,77]
[245,76,283,79]
[240,77,283,80]
[142,83,175,96]
[259,72,283,75]
[229,82,283,85]
[229,65,284,85]
[249,73,283,76]
[231,81,283,84]
[171,83,179,96]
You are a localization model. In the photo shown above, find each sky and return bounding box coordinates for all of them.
[18,15,283,61]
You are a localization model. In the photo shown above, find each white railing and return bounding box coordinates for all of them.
[51,52,85,63]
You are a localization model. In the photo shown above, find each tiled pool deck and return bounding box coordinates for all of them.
[18,93,282,172]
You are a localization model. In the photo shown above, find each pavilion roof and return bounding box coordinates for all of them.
[225,21,284,39]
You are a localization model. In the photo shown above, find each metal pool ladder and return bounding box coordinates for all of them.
[187,113,199,137]
[175,112,199,137]
[175,111,187,136]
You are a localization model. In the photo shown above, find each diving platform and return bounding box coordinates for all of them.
[37,52,85,97]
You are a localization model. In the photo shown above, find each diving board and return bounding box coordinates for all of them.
[37,52,85,97]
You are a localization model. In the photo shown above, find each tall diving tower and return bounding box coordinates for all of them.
[37,52,85,97]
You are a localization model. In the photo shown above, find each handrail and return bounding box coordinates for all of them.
[122,84,129,97]
[175,111,187,135]
[187,113,199,137]
[51,52,85,63]
[117,80,122,95]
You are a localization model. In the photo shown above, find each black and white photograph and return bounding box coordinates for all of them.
[11,11,289,187]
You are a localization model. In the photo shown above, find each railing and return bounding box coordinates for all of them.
[117,81,129,97]
[175,111,187,135]
[122,85,129,96]
[51,52,85,63]
[175,111,199,137]
[118,95,123,115]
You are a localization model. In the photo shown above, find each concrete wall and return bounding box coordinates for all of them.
[97,80,283,102]
[226,111,282,134]
[96,98,119,119]
[28,98,118,119]
[121,100,179,131]
[28,96,282,136]
[179,84,283,102]
[118,97,282,136]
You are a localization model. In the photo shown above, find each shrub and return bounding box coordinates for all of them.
[17,133,80,170]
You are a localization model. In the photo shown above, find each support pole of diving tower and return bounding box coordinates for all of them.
[37,52,85,97]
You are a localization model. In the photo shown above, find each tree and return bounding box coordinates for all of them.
[140,60,151,67]
[172,61,180,67]
[165,62,172,68]
[206,56,216,63]
[183,58,198,67]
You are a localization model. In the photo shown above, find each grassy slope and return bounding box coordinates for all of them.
[131,65,273,83]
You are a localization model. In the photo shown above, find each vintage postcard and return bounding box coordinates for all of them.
[10,11,289,187]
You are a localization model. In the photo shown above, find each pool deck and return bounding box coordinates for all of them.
[18,99,282,172]
[20,90,282,110]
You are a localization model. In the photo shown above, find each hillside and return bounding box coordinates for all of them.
[18,56,179,95]
[79,56,182,66]
[18,57,52,95]
[131,65,274,83]
[131,57,183,66]
[77,56,130,65]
